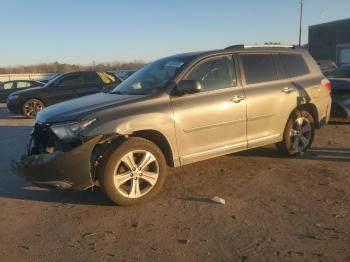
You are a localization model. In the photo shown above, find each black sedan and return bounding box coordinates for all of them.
[0,80,44,103]
[328,65,350,121]
[7,71,122,118]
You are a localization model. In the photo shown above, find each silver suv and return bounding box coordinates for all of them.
[14,45,332,205]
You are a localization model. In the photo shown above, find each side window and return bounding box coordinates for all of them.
[84,72,101,83]
[16,81,31,89]
[280,54,310,77]
[3,82,14,90]
[185,56,236,92]
[241,54,278,84]
[57,74,82,86]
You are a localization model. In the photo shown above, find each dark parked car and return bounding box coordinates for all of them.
[328,65,350,121]
[317,60,337,75]
[7,71,122,118]
[0,80,44,102]
[13,45,331,206]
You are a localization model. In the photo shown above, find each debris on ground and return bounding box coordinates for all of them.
[82,232,97,238]
[210,196,226,205]
[179,239,190,245]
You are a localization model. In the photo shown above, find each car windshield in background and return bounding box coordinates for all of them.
[97,72,117,84]
[43,74,62,87]
[328,67,350,79]
[111,56,190,95]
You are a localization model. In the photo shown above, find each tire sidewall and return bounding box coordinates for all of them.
[100,138,167,206]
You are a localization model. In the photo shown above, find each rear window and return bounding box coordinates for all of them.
[280,54,309,77]
[241,54,278,85]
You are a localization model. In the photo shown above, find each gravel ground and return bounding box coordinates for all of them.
[0,103,349,262]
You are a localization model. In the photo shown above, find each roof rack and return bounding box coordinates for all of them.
[225,44,295,50]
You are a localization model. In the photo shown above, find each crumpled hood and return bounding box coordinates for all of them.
[37,92,146,123]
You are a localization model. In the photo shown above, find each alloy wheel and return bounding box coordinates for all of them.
[289,117,312,153]
[23,99,44,118]
[113,150,159,199]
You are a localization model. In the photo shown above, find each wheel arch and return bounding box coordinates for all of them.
[20,97,47,117]
[21,97,46,110]
[92,129,175,171]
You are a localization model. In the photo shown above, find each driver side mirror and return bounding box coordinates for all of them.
[176,80,202,95]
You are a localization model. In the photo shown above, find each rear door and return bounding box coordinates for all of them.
[171,54,247,164]
[239,53,297,148]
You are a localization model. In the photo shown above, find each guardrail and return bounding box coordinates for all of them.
[0,73,56,82]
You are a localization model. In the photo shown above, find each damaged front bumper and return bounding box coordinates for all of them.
[12,135,102,191]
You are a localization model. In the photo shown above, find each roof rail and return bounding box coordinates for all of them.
[225,44,295,50]
[224,44,245,50]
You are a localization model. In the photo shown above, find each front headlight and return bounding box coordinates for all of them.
[50,118,96,140]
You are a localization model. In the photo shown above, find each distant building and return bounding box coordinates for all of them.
[308,18,350,65]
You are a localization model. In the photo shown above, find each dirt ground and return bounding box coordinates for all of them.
[0,103,349,262]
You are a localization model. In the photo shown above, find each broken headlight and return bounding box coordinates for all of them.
[50,119,96,140]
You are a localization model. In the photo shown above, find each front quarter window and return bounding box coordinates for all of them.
[112,56,190,95]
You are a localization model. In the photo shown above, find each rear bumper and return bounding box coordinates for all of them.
[12,136,102,191]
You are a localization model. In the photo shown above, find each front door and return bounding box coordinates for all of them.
[171,55,247,165]
[48,73,83,104]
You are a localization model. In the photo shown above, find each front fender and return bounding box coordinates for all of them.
[83,113,179,165]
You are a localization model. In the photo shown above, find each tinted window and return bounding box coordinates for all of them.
[84,72,100,83]
[186,56,235,92]
[17,81,31,89]
[241,54,277,84]
[280,54,309,77]
[3,82,14,90]
[112,56,191,95]
[57,74,82,86]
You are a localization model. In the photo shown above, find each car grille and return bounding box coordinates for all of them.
[30,123,56,155]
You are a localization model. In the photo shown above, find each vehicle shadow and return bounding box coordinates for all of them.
[234,146,350,162]
[0,185,115,206]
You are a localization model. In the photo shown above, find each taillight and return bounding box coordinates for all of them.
[321,78,332,91]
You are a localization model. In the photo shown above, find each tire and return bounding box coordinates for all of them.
[22,98,45,118]
[99,137,167,206]
[277,110,315,156]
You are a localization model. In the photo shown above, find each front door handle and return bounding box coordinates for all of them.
[282,87,295,93]
[231,95,245,103]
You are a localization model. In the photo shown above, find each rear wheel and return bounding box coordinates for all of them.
[99,137,167,206]
[22,98,45,118]
[277,110,315,156]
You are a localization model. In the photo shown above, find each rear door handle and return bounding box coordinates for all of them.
[231,95,245,103]
[282,87,295,93]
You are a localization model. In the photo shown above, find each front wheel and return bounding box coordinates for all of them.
[22,98,45,118]
[277,110,315,156]
[99,137,167,206]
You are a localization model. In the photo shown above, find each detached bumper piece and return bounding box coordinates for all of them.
[12,131,102,191]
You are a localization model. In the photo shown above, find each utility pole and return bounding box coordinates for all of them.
[299,0,304,46]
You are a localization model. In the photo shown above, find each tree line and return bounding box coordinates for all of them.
[0,61,145,74]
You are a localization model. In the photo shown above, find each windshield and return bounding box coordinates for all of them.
[111,56,190,95]
[328,67,350,79]
[44,73,62,87]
